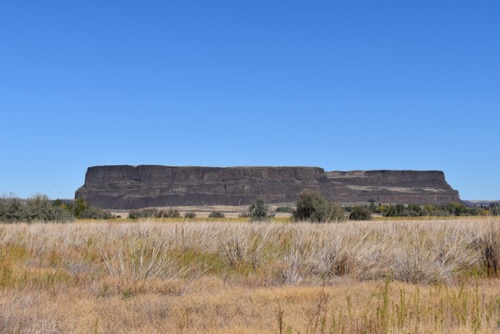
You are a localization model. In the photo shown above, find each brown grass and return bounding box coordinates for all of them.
[0,218,499,333]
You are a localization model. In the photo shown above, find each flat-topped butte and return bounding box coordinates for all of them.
[75,165,460,209]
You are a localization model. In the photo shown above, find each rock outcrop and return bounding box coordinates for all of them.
[75,165,461,209]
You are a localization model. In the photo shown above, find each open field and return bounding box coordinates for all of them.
[0,218,499,333]
[111,204,296,219]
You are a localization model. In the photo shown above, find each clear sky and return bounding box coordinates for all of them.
[1,1,499,200]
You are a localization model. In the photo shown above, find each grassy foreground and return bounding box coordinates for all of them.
[0,218,499,333]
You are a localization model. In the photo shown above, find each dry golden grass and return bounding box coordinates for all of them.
[0,218,499,333]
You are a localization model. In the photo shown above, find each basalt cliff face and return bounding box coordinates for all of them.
[75,165,461,209]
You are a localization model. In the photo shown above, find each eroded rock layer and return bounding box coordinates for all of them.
[75,165,460,209]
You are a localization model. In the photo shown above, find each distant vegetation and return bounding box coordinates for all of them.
[68,198,114,219]
[0,195,112,223]
[377,202,500,217]
[184,212,196,219]
[2,193,498,224]
[128,208,181,219]
[208,211,225,218]
[348,205,373,221]
[292,191,346,222]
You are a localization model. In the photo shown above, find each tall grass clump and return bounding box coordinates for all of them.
[99,236,193,280]
[480,221,500,276]
[390,225,480,284]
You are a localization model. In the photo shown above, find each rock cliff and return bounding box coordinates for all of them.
[75,165,461,209]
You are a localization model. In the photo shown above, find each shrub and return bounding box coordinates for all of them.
[349,206,372,221]
[384,204,406,217]
[184,212,196,219]
[79,206,114,220]
[380,202,487,218]
[376,204,390,215]
[128,208,157,219]
[0,194,73,223]
[292,191,346,223]
[0,195,24,222]
[249,198,275,222]
[209,211,225,218]
[275,206,294,213]
[156,209,181,218]
[407,204,422,214]
[481,223,500,276]
[70,199,90,218]
[445,202,468,216]
[60,199,113,220]
[128,208,181,219]
[468,207,488,216]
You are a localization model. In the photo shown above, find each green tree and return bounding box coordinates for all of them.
[445,202,467,216]
[369,199,376,213]
[249,198,275,222]
[293,191,345,223]
[72,199,90,218]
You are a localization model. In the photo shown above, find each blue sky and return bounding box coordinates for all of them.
[1,1,499,200]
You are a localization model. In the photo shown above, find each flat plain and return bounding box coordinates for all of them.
[0,218,499,333]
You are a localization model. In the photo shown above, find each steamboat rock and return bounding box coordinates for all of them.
[75,165,460,209]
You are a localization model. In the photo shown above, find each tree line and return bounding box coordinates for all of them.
[1,192,498,223]
[0,194,112,223]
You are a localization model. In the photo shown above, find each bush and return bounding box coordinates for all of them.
[60,199,114,220]
[0,194,73,223]
[184,212,197,219]
[0,195,116,222]
[0,195,24,222]
[79,206,114,219]
[445,202,468,216]
[407,204,422,214]
[292,191,346,223]
[70,199,90,218]
[128,208,157,219]
[156,209,181,218]
[276,206,294,213]
[349,206,372,221]
[380,202,487,218]
[249,198,275,222]
[209,211,225,218]
[128,208,181,219]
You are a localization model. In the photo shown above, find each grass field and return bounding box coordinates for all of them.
[0,218,499,333]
